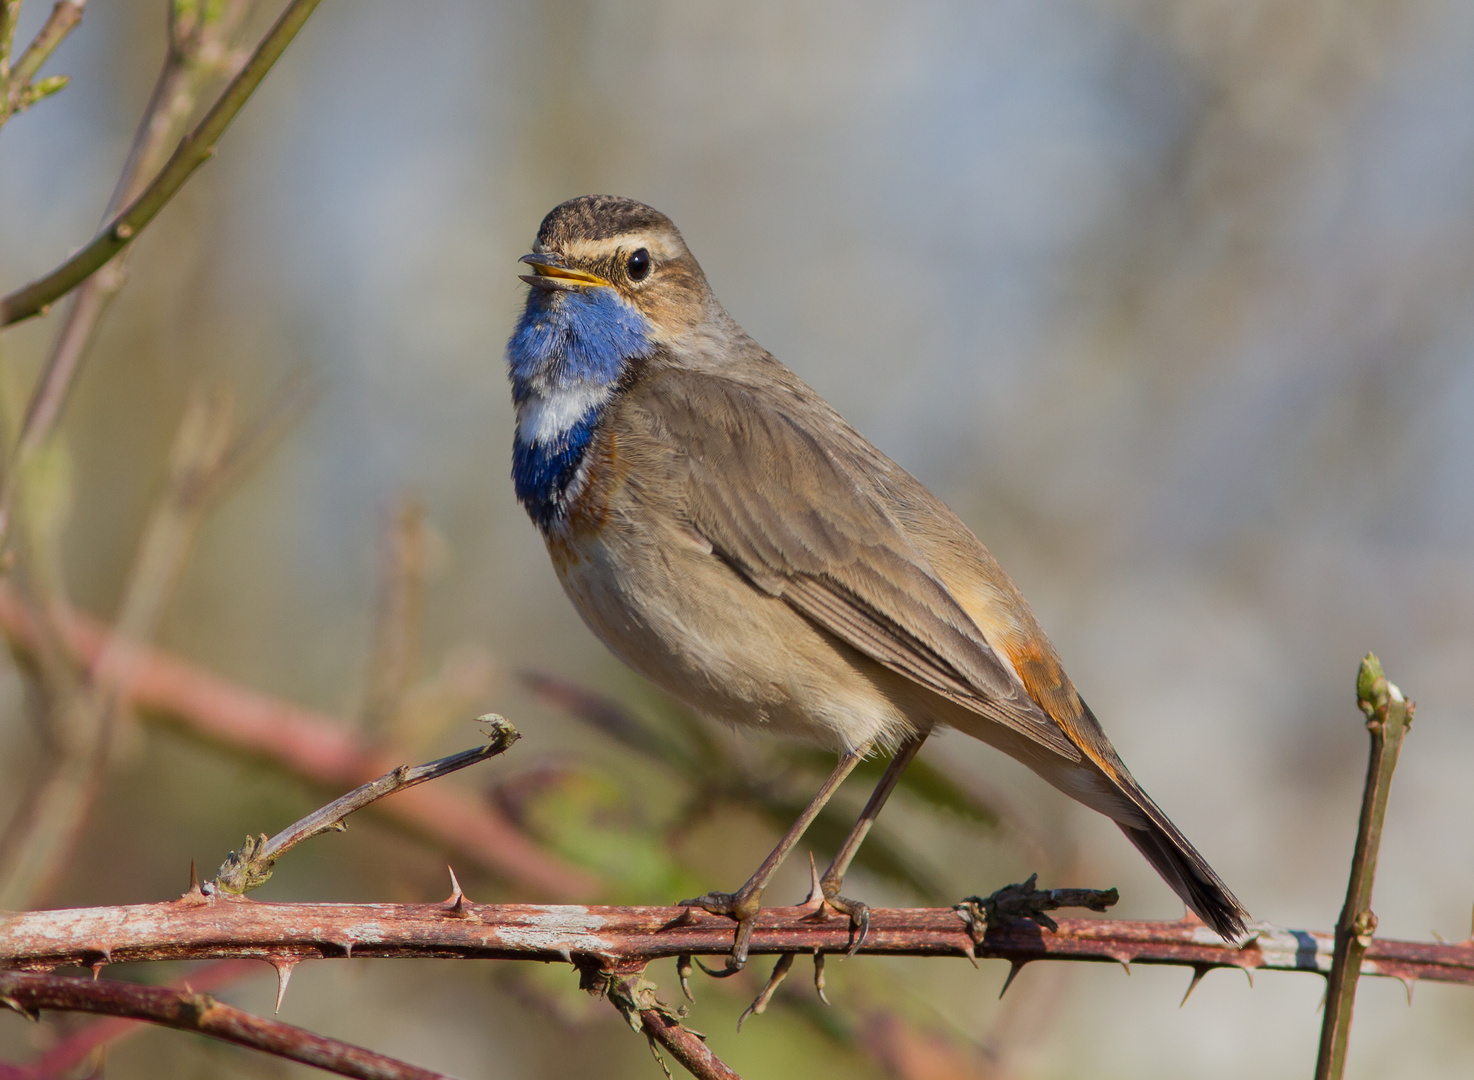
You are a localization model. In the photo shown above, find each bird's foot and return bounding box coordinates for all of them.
[679,887,765,972]
[821,891,871,956]
[795,855,870,956]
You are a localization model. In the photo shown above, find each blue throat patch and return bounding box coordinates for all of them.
[506,285,653,529]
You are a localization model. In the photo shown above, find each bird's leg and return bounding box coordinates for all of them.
[682,741,872,971]
[816,733,928,952]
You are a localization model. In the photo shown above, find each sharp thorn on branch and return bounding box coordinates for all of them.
[272,959,298,1013]
[87,949,111,980]
[1181,964,1211,1007]
[443,865,468,915]
[796,852,826,916]
[998,959,1027,1000]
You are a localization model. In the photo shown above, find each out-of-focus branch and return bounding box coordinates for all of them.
[1315,655,1415,1080]
[3,898,1472,989]
[1,959,261,1080]
[0,0,308,554]
[0,391,236,910]
[0,1,18,71]
[0,0,322,329]
[0,971,456,1080]
[364,498,429,737]
[0,585,599,900]
[0,0,83,127]
[212,719,520,895]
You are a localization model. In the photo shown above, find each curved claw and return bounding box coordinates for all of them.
[825,895,871,956]
[846,903,871,957]
[692,956,747,979]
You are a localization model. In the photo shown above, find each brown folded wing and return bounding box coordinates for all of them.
[641,364,1080,762]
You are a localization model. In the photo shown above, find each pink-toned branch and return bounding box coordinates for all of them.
[640,1008,742,1080]
[2,959,261,1080]
[0,970,453,1080]
[3,894,1471,989]
[0,585,596,900]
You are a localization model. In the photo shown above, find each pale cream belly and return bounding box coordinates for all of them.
[548,524,925,752]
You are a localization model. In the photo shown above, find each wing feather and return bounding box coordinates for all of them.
[642,365,1080,761]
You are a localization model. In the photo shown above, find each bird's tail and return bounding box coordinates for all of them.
[1024,739,1250,941]
[1115,810,1249,943]
[941,700,1249,940]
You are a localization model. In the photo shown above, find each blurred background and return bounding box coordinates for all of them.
[1,0,1473,1077]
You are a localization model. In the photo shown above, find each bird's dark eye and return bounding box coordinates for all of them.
[626,248,651,282]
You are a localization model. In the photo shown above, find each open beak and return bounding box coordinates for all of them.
[518,252,610,291]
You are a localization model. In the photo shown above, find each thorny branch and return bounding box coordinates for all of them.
[211,719,521,895]
[0,658,1454,1080]
[0,971,455,1080]
[3,897,1472,989]
[600,972,743,1080]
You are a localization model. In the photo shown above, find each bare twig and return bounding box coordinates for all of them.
[3,959,261,1080]
[212,719,522,895]
[0,0,83,127]
[598,971,743,1080]
[640,1009,742,1080]
[0,585,598,899]
[0,0,323,328]
[3,899,1471,989]
[1314,655,1415,1080]
[0,0,297,556]
[0,391,236,909]
[0,971,457,1080]
[0,0,19,72]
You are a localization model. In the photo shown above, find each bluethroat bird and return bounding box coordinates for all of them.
[506,195,1249,966]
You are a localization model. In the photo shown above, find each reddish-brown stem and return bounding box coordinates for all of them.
[2,897,1470,988]
[640,1009,743,1080]
[0,971,454,1080]
[3,959,260,1080]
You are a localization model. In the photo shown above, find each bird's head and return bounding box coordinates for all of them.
[505,198,716,523]
[516,195,713,347]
